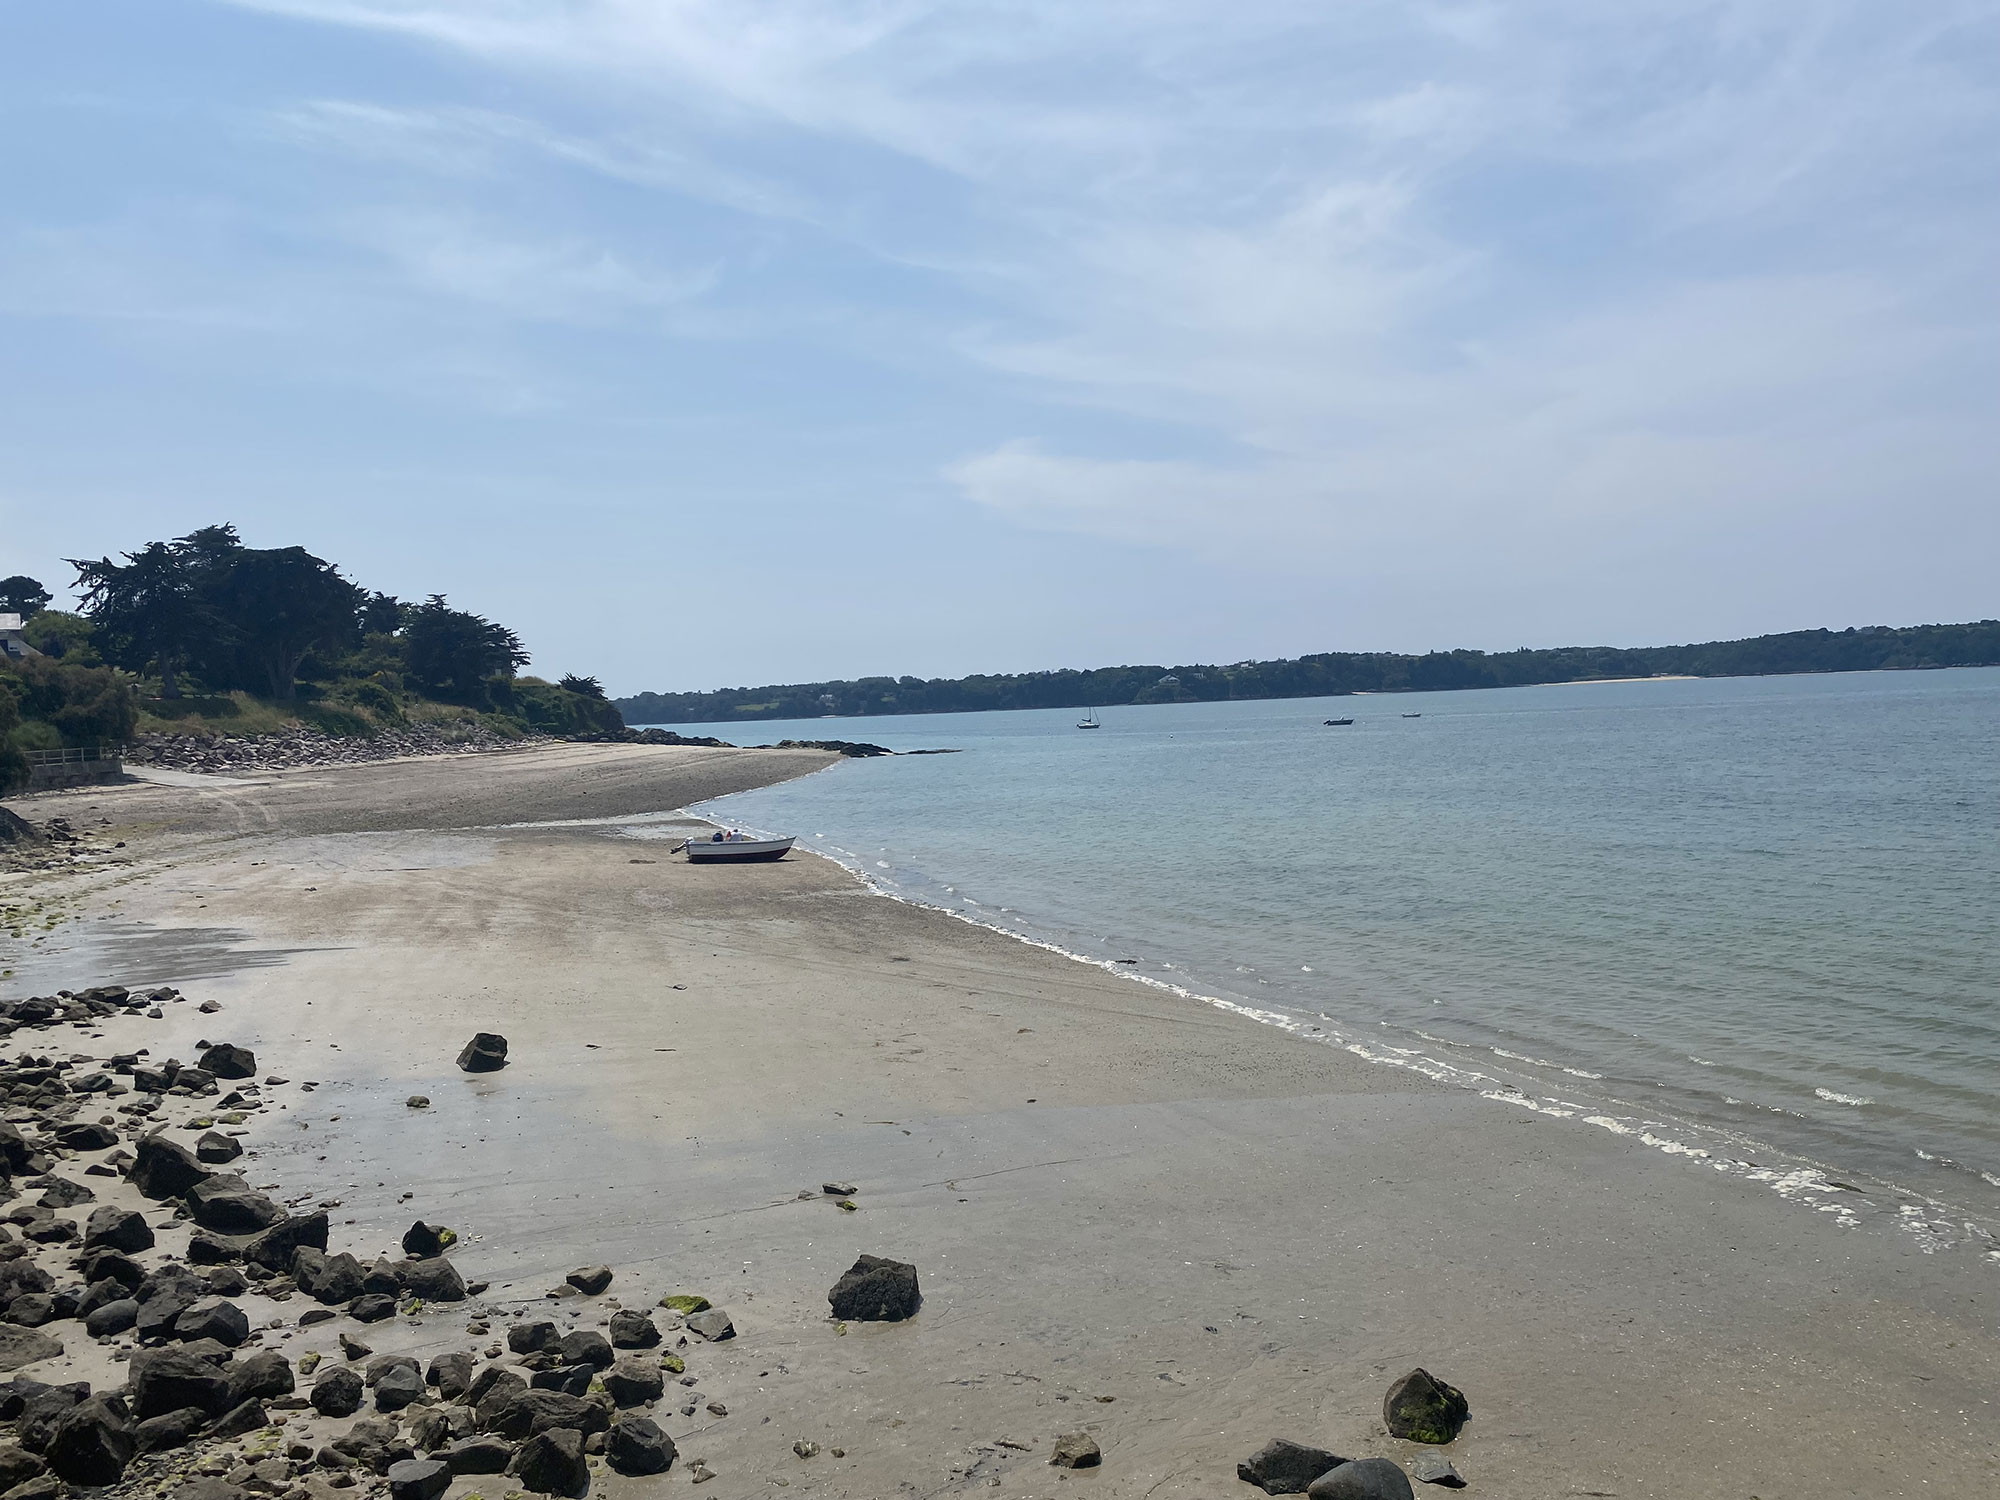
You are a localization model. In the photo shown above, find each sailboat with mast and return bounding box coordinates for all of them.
[1077,708,1101,729]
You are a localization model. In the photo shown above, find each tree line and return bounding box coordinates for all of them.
[1,528,620,785]
[614,619,2000,724]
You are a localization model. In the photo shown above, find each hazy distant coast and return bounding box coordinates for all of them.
[615,616,2000,724]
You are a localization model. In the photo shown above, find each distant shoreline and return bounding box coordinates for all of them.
[617,620,2000,724]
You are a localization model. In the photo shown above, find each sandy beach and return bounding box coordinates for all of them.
[2,742,1996,1500]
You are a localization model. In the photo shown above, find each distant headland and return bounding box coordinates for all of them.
[616,618,2000,725]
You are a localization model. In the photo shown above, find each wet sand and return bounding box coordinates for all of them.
[4,743,1997,1499]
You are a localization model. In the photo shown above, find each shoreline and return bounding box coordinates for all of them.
[3,744,1998,1498]
[693,797,2000,1267]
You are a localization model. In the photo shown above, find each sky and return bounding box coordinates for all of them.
[2,1,1996,695]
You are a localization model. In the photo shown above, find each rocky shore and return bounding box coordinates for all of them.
[0,979,1480,1500]
[123,728,540,777]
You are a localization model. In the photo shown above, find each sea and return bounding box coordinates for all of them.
[635,667,2000,1259]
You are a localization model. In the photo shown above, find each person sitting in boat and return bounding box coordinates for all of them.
[710,830,726,842]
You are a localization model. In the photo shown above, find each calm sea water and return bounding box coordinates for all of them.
[640,669,2000,1254]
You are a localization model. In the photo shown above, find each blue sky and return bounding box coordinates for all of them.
[3,1,1996,694]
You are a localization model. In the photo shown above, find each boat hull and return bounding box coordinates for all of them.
[686,837,795,863]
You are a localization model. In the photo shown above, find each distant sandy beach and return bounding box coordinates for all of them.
[3,743,1996,1500]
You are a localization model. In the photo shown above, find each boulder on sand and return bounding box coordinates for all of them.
[1382,1370,1468,1445]
[1238,1439,1351,1495]
[397,1256,466,1304]
[291,1247,363,1304]
[387,1457,452,1500]
[184,1178,282,1235]
[401,1222,448,1259]
[605,1415,675,1476]
[455,1034,508,1073]
[683,1309,733,1342]
[565,1265,611,1296]
[245,1211,328,1272]
[512,1427,587,1497]
[827,1254,921,1321]
[197,1044,256,1081]
[45,1395,135,1486]
[607,1310,659,1349]
[83,1206,154,1255]
[126,1347,232,1420]
[441,1436,514,1475]
[129,1135,211,1201]
[311,1366,364,1418]
[1049,1433,1101,1469]
[194,1132,241,1165]
[1306,1459,1416,1500]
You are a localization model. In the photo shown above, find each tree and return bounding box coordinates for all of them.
[360,592,405,635]
[69,541,205,698]
[402,595,529,698]
[0,576,50,619]
[558,674,606,698]
[207,546,362,700]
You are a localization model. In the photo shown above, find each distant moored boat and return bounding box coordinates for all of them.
[1077,709,1101,729]
[1323,718,1354,726]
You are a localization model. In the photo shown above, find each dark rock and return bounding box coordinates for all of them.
[530,1367,594,1397]
[348,1293,396,1323]
[827,1254,920,1321]
[126,1347,233,1419]
[1408,1454,1465,1489]
[374,1365,424,1413]
[173,1298,249,1348]
[426,1351,475,1401]
[310,1366,364,1418]
[51,1124,118,1153]
[20,1218,75,1246]
[606,1309,658,1349]
[557,1330,611,1369]
[1050,1432,1100,1469]
[468,1368,528,1424]
[84,1298,139,1338]
[197,1045,256,1081]
[601,1360,662,1409]
[406,1406,452,1453]
[34,1178,94,1209]
[512,1427,586,1497]
[683,1308,734,1341]
[360,1258,401,1295]
[185,1178,282,1235]
[364,1354,418,1389]
[455,1034,508,1073]
[171,1067,218,1095]
[0,1446,41,1491]
[3,1475,61,1500]
[202,1265,248,1298]
[508,1321,559,1356]
[45,1395,135,1486]
[330,1417,415,1475]
[400,1222,446,1259]
[397,1256,466,1303]
[82,1206,153,1254]
[129,1135,210,1200]
[171,1476,243,1500]
[5,1296,53,1328]
[442,1436,514,1475]
[1306,1459,1415,1500]
[132,1407,205,1453]
[245,1211,327,1271]
[14,1384,89,1454]
[194,1132,241,1165]
[604,1415,674,1476]
[185,1231,244,1266]
[226,1351,294,1404]
[484,1389,610,1440]
[564,1265,611,1296]
[387,1457,452,1500]
[0,1326,61,1373]
[74,1278,126,1320]
[291,1247,363,1304]
[1238,1439,1351,1494]
[205,1398,267,1440]
[1382,1370,1468,1445]
[72,1251,144,1292]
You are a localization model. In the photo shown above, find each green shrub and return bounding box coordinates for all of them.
[21,611,100,664]
[296,701,375,737]
[0,657,138,746]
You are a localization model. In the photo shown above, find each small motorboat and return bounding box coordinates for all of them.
[1077,709,1101,729]
[1323,718,1354,726]
[682,833,796,863]
[1401,712,1422,718]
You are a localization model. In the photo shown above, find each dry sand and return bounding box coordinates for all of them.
[3,742,1996,1500]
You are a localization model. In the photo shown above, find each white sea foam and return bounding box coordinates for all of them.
[1815,1088,1874,1107]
